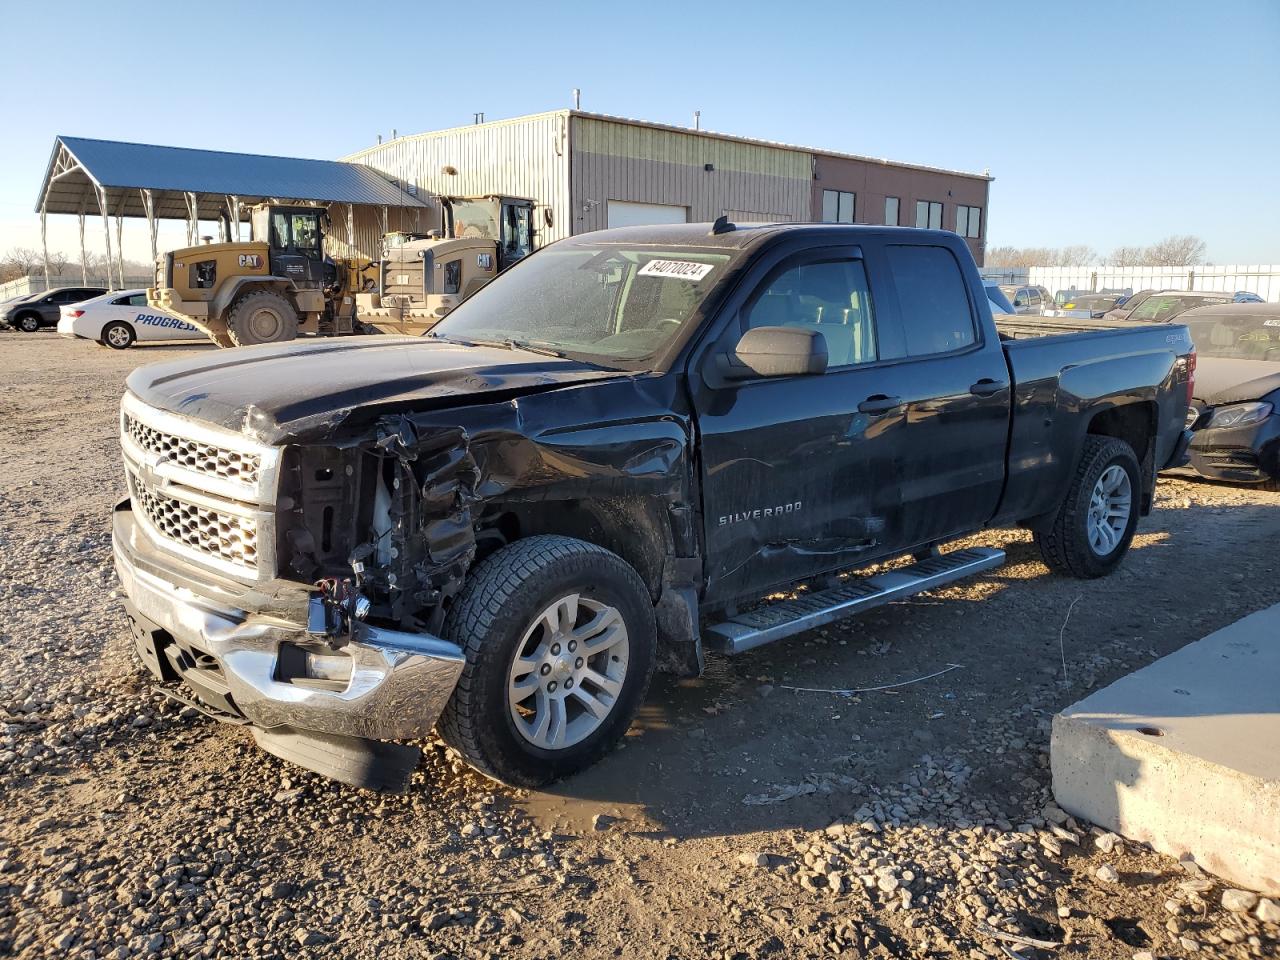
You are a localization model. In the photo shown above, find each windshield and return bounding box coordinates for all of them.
[1130,294,1232,323]
[1185,314,1280,361]
[430,244,733,364]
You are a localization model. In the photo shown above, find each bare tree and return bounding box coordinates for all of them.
[1055,245,1098,267]
[1106,245,1147,267]
[4,247,41,275]
[45,250,69,277]
[1144,235,1207,267]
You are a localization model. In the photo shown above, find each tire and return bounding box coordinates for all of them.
[438,535,656,787]
[1034,436,1141,578]
[16,314,41,333]
[225,290,298,347]
[101,321,135,350]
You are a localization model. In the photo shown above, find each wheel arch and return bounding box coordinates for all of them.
[210,275,296,321]
[478,496,673,601]
[1086,400,1157,513]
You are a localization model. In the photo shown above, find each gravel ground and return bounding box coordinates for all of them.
[1,331,1278,960]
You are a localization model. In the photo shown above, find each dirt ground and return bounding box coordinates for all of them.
[1,331,1277,960]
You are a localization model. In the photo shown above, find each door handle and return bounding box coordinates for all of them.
[858,395,902,414]
[969,378,1005,396]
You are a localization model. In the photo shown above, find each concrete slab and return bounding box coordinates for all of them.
[1051,603,1280,894]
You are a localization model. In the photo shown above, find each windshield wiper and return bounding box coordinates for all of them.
[436,335,572,359]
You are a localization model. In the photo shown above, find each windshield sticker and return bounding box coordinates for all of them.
[638,259,715,282]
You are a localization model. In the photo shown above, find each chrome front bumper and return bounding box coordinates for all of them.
[113,504,464,742]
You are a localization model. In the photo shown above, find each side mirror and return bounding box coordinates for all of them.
[1013,298,1024,306]
[717,326,827,380]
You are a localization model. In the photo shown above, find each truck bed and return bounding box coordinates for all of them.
[994,314,1152,339]
[992,316,1192,526]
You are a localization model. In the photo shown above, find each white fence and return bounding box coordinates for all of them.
[1026,265,1280,303]
[0,274,153,301]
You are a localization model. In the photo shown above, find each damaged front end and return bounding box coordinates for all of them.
[113,367,704,789]
[113,397,481,790]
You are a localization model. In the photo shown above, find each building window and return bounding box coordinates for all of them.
[955,205,982,239]
[821,190,855,224]
[915,200,943,230]
[885,196,900,226]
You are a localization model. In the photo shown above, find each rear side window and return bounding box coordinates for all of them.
[885,245,976,356]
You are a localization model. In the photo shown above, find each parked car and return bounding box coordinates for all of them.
[1176,302,1280,488]
[1233,291,1265,303]
[1102,288,1158,320]
[1049,292,1129,319]
[113,222,1194,789]
[57,289,203,349]
[998,284,1053,315]
[1,286,108,332]
[1122,291,1234,324]
[984,280,1016,315]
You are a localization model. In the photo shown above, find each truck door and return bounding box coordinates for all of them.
[870,242,1011,546]
[690,246,908,604]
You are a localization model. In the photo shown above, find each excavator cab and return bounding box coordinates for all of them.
[250,206,330,289]
[445,196,535,269]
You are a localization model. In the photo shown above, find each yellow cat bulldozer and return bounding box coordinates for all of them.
[148,205,377,348]
[355,195,535,336]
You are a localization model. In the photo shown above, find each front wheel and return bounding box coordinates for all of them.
[1034,436,1141,578]
[438,536,656,787]
[101,321,135,349]
[16,315,41,333]
[225,290,298,347]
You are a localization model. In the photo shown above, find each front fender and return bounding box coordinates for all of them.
[210,276,295,320]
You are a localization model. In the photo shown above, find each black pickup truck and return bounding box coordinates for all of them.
[113,222,1194,789]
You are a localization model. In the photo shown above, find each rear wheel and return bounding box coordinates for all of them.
[1034,436,1141,578]
[225,290,298,347]
[439,536,656,787]
[101,321,135,349]
[16,314,40,333]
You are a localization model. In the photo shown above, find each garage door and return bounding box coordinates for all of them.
[607,201,689,229]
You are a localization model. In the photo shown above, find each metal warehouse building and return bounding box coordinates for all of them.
[340,110,993,264]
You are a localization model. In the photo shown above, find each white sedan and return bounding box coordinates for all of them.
[57,289,204,349]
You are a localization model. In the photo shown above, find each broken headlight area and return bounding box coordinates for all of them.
[276,421,481,632]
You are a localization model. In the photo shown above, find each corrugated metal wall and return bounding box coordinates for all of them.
[321,202,436,260]
[570,116,811,234]
[343,113,571,247]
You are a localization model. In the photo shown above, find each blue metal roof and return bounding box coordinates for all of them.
[38,136,427,216]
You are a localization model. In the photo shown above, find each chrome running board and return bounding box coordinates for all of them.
[705,547,1005,655]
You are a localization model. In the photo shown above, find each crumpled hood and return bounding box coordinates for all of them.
[125,336,628,444]
[1193,356,1280,406]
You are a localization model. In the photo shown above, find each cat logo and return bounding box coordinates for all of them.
[477,253,493,270]
[237,254,263,268]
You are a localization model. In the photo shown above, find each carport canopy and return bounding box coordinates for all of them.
[35,135,429,288]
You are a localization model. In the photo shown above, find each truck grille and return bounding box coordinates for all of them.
[124,413,262,487]
[132,481,259,569]
[120,395,279,580]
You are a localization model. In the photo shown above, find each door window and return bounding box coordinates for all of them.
[443,259,461,295]
[884,245,976,356]
[271,212,290,249]
[743,258,877,367]
[291,213,321,252]
[502,204,533,260]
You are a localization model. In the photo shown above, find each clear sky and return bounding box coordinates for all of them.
[2,0,1277,264]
